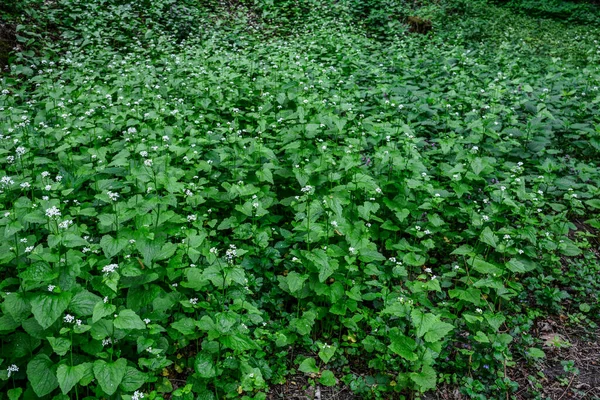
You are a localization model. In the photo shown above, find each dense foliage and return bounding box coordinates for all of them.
[1,0,599,399]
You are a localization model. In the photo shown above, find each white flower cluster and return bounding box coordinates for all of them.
[102,263,119,274]
[7,364,18,377]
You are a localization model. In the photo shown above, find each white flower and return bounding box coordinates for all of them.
[144,159,153,167]
[349,247,356,254]
[453,265,460,270]
[143,318,151,324]
[140,151,148,157]
[25,246,34,253]
[424,268,432,274]
[102,264,119,274]
[132,391,145,400]
[48,284,55,292]
[103,296,109,303]
[331,221,338,228]
[189,298,198,305]
[375,187,382,194]
[518,249,524,254]
[415,226,421,231]
[209,247,218,254]
[503,234,511,240]
[58,219,73,229]
[475,308,483,314]
[102,338,112,346]
[64,314,75,323]
[424,229,431,235]
[482,215,489,221]
[7,364,18,377]
[301,185,313,193]
[500,186,506,191]
[20,182,31,189]
[187,214,197,222]
[162,135,170,142]
[45,206,61,218]
[107,191,119,201]
[15,146,26,156]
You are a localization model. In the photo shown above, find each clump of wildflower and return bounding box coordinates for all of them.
[102,263,119,274]
[225,244,237,263]
[45,206,61,218]
[7,364,18,377]
[107,191,119,201]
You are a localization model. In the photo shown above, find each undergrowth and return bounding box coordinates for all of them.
[0,0,599,399]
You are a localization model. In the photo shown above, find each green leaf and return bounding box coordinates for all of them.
[470,257,503,275]
[194,351,217,378]
[298,358,319,374]
[473,331,489,343]
[448,288,482,306]
[409,365,436,392]
[411,310,454,343]
[403,252,426,266]
[171,317,197,336]
[480,227,498,248]
[526,347,545,359]
[114,309,146,330]
[93,358,128,395]
[47,336,71,356]
[7,388,22,400]
[120,366,147,391]
[285,271,307,293]
[318,343,336,364]
[506,258,535,273]
[3,292,31,322]
[220,333,258,351]
[70,290,102,316]
[389,328,417,361]
[57,364,86,394]
[320,370,336,386]
[27,354,59,397]
[93,301,116,323]
[303,249,339,283]
[30,291,73,329]
[100,234,128,258]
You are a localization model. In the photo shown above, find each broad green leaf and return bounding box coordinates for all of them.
[473,331,489,343]
[194,352,216,378]
[403,252,426,266]
[47,336,71,356]
[171,317,197,336]
[93,301,116,323]
[409,365,436,392]
[100,234,128,258]
[70,290,102,316]
[7,388,22,400]
[470,257,503,275]
[120,366,147,391]
[318,343,336,364]
[527,347,545,359]
[3,292,31,322]
[303,249,339,283]
[220,333,258,351]
[114,309,146,330]
[57,364,86,394]
[93,358,127,395]
[27,354,59,397]
[320,370,336,386]
[30,291,73,329]
[411,310,454,343]
[298,358,319,374]
[479,227,498,248]
[285,271,307,293]
[389,328,417,361]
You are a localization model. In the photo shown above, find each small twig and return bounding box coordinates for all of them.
[557,375,576,400]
